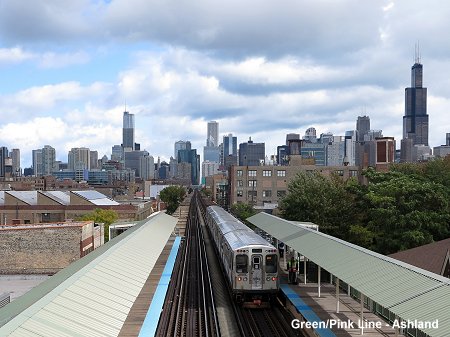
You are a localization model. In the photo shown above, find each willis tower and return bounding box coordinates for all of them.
[401,51,429,162]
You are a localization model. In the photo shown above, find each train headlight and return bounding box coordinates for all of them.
[266,277,271,281]
[243,277,248,281]
[237,277,242,281]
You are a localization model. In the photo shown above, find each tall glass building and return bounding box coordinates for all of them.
[122,111,135,150]
[239,138,265,166]
[356,116,370,142]
[403,61,428,146]
[207,121,219,147]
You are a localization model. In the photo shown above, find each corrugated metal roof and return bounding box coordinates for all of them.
[0,212,178,337]
[41,191,70,205]
[90,198,120,206]
[248,212,450,337]
[72,191,119,206]
[5,191,38,205]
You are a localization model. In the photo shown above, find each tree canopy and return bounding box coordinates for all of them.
[230,202,257,228]
[159,185,186,214]
[79,208,118,242]
[279,162,450,255]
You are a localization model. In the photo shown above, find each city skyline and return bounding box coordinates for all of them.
[1,1,450,167]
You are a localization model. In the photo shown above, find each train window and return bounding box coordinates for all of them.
[236,254,248,273]
[265,254,278,273]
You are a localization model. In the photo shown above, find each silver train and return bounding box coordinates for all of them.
[205,205,279,306]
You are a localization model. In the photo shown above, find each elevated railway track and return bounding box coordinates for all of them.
[156,191,303,337]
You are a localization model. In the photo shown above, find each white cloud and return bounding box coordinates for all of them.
[0,0,450,168]
[0,81,112,119]
[0,47,33,63]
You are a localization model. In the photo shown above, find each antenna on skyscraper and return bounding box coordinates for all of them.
[415,41,421,64]
[418,40,421,63]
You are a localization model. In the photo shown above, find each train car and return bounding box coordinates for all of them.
[205,205,279,307]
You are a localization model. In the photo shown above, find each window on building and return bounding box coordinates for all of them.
[263,190,272,198]
[237,190,243,197]
[248,180,257,187]
[335,170,344,176]
[237,180,243,187]
[248,190,257,198]
[248,170,257,177]
[263,170,272,177]
[277,170,286,177]
[350,170,358,177]
[277,190,286,198]
[237,170,243,177]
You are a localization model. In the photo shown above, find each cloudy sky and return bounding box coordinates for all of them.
[1,0,449,167]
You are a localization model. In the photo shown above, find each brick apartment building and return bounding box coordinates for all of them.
[229,155,359,209]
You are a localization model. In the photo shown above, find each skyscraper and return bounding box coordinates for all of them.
[203,121,220,180]
[401,56,429,162]
[122,111,135,150]
[32,149,43,176]
[356,116,370,142]
[111,145,123,162]
[239,138,265,166]
[68,147,90,170]
[344,130,357,166]
[174,140,191,159]
[90,151,99,170]
[0,147,8,178]
[10,149,20,176]
[303,127,317,143]
[207,121,219,147]
[42,145,56,175]
[223,133,238,169]
[178,148,200,185]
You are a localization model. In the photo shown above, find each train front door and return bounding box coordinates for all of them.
[251,255,263,290]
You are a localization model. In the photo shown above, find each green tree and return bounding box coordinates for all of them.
[391,157,450,190]
[80,208,118,242]
[279,171,356,239]
[230,202,257,227]
[159,185,186,214]
[278,167,450,255]
[361,167,449,254]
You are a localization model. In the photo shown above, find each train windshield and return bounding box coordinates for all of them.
[265,254,278,273]
[236,254,248,273]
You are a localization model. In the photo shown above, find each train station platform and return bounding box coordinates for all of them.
[136,236,181,337]
[279,256,396,337]
[0,212,179,337]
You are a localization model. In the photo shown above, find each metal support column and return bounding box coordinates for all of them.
[360,293,365,335]
[304,257,307,284]
[318,265,321,298]
[336,277,340,313]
